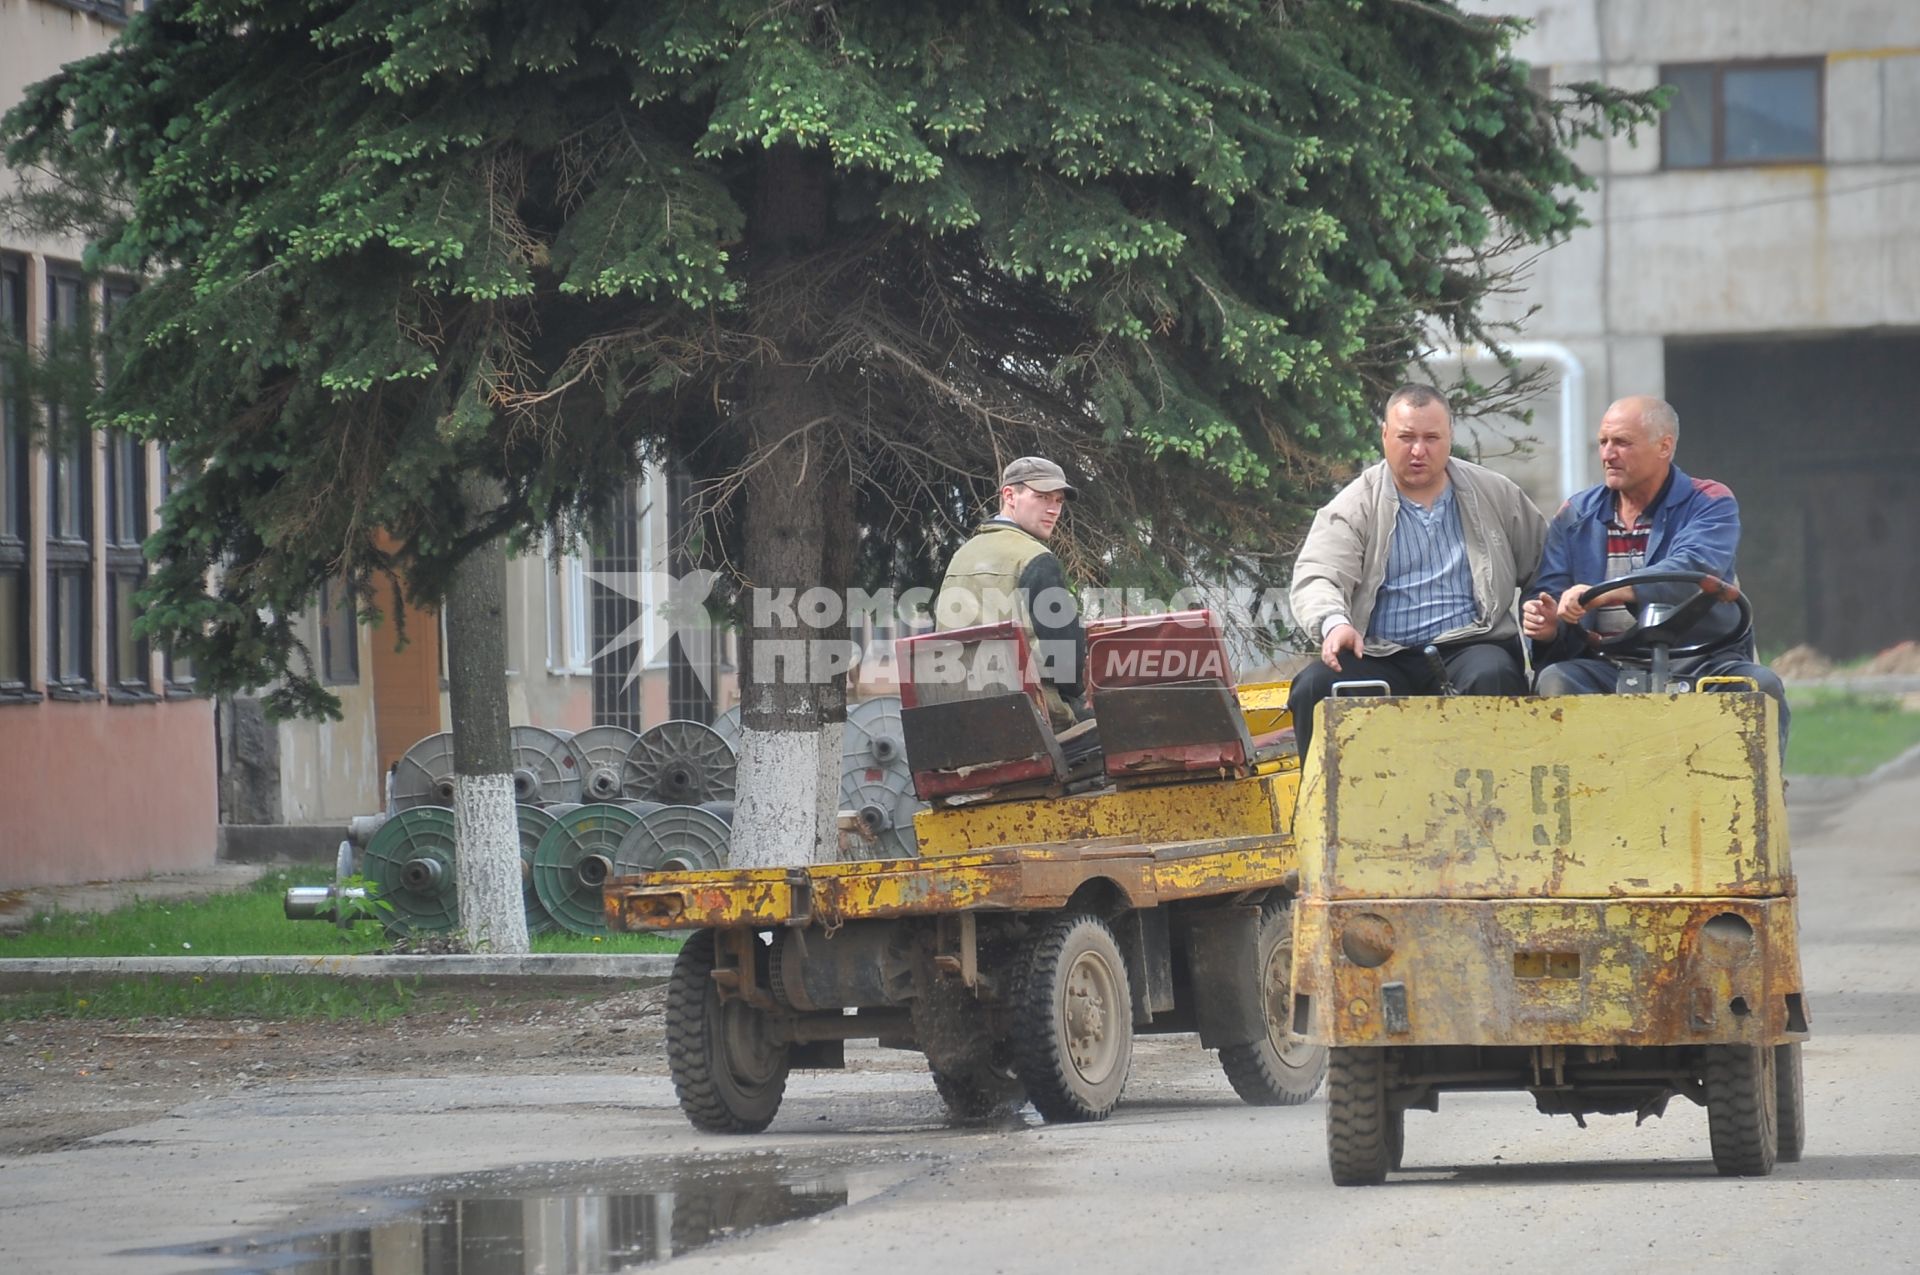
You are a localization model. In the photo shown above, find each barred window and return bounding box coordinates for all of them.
[45,264,93,695]
[0,254,29,696]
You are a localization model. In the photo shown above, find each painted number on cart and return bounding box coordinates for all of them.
[1452,768,1496,852]
[1531,764,1572,847]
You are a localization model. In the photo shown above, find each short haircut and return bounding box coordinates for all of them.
[1384,383,1453,423]
[1640,397,1680,444]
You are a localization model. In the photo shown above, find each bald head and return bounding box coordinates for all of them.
[1610,395,1679,444]
[1598,396,1678,503]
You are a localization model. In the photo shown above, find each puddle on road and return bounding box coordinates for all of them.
[140,1152,919,1275]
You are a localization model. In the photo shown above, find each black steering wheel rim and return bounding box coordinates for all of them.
[1579,570,1753,661]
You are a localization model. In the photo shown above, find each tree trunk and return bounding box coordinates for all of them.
[445,477,530,952]
[728,144,857,869]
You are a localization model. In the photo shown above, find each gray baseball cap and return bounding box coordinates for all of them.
[1001,455,1078,499]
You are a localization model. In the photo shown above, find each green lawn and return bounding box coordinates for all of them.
[0,867,680,1021]
[0,867,681,959]
[1785,690,1920,777]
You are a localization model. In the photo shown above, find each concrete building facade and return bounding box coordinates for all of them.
[1454,0,1920,657]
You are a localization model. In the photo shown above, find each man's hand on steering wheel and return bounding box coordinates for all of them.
[1576,570,1754,661]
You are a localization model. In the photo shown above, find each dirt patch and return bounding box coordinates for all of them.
[0,984,668,1156]
[1769,644,1834,680]
[1862,640,1920,676]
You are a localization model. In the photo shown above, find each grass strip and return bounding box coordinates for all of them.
[1785,690,1920,777]
[1,867,681,959]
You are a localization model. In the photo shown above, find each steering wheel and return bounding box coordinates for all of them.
[1579,570,1753,661]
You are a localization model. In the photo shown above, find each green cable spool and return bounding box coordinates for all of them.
[360,805,459,934]
[613,802,732,875]
[516,804,562,936]
[531,802,648,934]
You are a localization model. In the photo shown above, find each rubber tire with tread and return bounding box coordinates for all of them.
[1774,1042,1805,1163]
[1326,1047,1395,1185]
[665,929,790,1134]
[1010,912,1134,1123]
[1218,896,1329,1106]
[930,1060,1027,1122]
[1704,1043,1778,1177]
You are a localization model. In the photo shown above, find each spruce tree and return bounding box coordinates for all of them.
[5,0,1655,869]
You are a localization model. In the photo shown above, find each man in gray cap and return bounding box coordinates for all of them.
[935,456,1087,730]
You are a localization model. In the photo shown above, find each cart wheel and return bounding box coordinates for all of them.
[1704,1043,1778,1176]
[1219,897,1328,1106]
[1775,1042,1805,1163]
[930,1059,1027,1123]
[1326,1047,1395,1185]
[665,930,789,1133]
[1010,913,1133,1122]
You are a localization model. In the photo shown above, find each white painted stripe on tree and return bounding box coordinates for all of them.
[454,771,530,953]
[729,723,845,867]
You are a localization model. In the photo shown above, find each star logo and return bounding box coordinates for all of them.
[584,569,721,695]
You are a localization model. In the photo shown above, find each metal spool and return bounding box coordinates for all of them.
[509,725,585,805]
[390,732,458,811]
[360,805,459,934]
[565,725,641,802]
[613,803,732,875]
[531,802,652,934]
[388,727,584,809]
[624,719,737,804]
[840,695,924,858]
[516,804,562,936]
[711,705,742,752]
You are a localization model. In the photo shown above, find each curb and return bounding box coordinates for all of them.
[0,953,678,992]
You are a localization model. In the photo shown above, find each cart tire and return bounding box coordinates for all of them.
[1010,913,1133,1123]
[1704,1043,1777,1176]
[1219,897,1328,1106]
[666,930,790,1134]
[1774,1042,1805,1163]
[930,1059,1027,1123]
[1326,1047,1394,1185]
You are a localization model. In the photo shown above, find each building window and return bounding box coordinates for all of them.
[1662,60,1823,169]
[45,264,93,695]
[545,539,590,674]
[0,255,30,697]
[105,429,151,698]
[156,447,197,695]
[318,577,359,685]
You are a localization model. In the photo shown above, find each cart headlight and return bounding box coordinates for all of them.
[1340,912,1396,968]
[1697,912,1755,966]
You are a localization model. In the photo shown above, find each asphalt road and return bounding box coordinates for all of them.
[3,757,1916,1275]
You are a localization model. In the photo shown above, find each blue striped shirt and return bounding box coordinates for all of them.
[1368,487,1477,646]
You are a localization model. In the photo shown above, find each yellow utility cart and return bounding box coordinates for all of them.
[1291,573,1810,1182]
[605,612,1328,1131]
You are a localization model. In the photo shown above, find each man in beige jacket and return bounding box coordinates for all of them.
[1287,384,1548,760]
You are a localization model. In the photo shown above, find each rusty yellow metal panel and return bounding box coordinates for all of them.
[1151,838,1298,898]
[913,769,1296,855]
[1295,693,1787,899]
[1236,680,1294,735]
[1292,896,1806,1048]
[608,829,1304,932]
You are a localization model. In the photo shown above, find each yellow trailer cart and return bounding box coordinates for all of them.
[1291,576,1809,1182]
[606,763,1326,1131]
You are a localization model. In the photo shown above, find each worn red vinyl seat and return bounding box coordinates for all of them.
[1084,609,1258,782]
[895,621,1069,803]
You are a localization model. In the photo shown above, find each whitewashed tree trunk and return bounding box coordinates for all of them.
[444,480,529,953]
[453,771,526,949]
[730,721,844,868]
[725,143,855,869]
